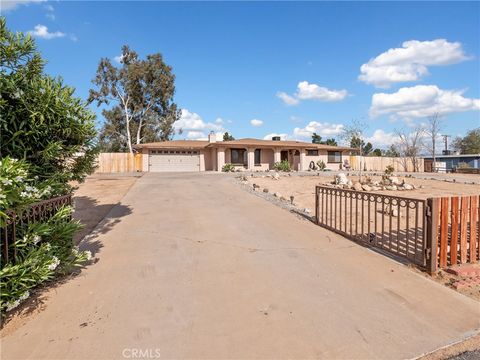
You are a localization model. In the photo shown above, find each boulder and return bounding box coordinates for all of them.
[263,188,269,193]
[389,176,401,185]
[403,183,414,190]
[272,172,280,180]
[371,186,381,191]
[273,192,282,198]
[335,172,349,186]
[385,185,397,191]
[362,184,372,191]
[304,208,311,214]
[353,182,363,191]
[371,180,380,186]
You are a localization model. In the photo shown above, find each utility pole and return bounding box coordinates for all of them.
[441,134,451,155]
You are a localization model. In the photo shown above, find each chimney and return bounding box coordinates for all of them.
[272,136,281,141]
[208,131,217,143]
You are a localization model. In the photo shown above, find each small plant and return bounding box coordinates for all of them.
[458,162,471,169]
[384,165,395,176]
[222,163,235,172]
[273,160,291,172]
[317,160,326,171]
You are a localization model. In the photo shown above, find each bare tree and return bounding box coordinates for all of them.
[341,119,366,180]
[424,112,443,172]
[395,127,425,172]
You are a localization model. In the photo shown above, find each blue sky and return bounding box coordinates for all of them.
[3,1,480,148]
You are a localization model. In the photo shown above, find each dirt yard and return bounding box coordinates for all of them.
[248,174,480,212]
[72,174,141,242]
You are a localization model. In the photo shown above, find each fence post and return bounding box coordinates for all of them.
[315,186,319,224]
[426,198,439,274]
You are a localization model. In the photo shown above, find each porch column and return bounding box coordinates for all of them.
[247,148,255,170]
[299,150,306,171]
[274,148,281,163]
[217,148,225,171]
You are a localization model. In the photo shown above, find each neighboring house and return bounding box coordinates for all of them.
[424,154,480,172]
[134,133,354,172]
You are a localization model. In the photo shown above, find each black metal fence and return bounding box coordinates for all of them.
[315,186,432,268]
[1,194,72,266]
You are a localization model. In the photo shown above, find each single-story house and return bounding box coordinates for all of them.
[134,133,355,172]
[424,154,480,172]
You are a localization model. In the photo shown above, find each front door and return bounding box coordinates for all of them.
[280,150,288,162]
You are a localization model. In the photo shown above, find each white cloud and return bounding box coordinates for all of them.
[1,0,45,11]
[263,133,288,140]
[359,39,470,88]
[292,121,344,139]
[277,81,348,105]
[370,85,480,119]
[365,129,399,147]
[296,81,348,102]
[276,91,299,106]
[113,55,124,64]
[28,24,65,39]
[250,119,263,127]
[174,109,226,140]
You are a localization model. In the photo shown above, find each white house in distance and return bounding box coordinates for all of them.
[134,133,355,172]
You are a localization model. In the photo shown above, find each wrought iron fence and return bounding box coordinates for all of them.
[315,186,431,268]
[1,194,72,266]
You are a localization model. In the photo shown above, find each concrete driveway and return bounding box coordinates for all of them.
[2,173,479,359]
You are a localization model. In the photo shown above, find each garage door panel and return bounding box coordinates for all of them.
[149,151,200,172]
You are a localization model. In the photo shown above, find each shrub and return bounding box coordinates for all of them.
[0,18,98,194]
[384,165,395,176]
[458,162,471,169]
[222,163,235,172]
[317,160,326,171]
[0,206,91,314]
[273,160,291,172]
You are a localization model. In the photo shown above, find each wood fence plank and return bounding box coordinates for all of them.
[450,197,459,265]
[460,196,469,264]
[439,197,449,268]
[470,196,478,263]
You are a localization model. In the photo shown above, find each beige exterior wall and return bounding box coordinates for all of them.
[301,149,347,171]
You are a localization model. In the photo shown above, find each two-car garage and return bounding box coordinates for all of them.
[148,149,201,172]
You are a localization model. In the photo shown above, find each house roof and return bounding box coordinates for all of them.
[135,138,355,151]
[210,138,354,151]
[134,140,209,149]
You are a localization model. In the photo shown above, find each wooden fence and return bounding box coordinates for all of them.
[315,187,480,274]
[349,156,424,173]
[433,195,480,270]
[95,153,143,173]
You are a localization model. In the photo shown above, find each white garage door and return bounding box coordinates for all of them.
[149,150,200,172]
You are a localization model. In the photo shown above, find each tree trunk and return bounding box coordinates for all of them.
[136,117,143,145]
[432,138,436,172]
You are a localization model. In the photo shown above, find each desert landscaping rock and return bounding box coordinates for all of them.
[263,188,269,193]
[353,182,363,191]
[335,173,349,185]
[362,184,372,191]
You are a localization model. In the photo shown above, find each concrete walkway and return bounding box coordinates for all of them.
[2,173,479,359]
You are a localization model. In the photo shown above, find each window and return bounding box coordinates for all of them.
[328,151,341,163]
[254,149,261,165]
[307,149,318,156]
[231,148,247,165]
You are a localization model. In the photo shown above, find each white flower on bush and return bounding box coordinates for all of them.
[83,250,92,261]
[20,191,30,198]
[1,179,12,185]
[5,299,20,312]
[5,291,30,312]
[33,235,41,245]
[14,175,24,182]
[48,256,60,271]
[44,243,52,251]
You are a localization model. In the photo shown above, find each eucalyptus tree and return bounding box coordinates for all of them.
[89,46,180,153]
